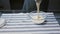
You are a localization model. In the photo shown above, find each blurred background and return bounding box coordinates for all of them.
[0,0,60,12]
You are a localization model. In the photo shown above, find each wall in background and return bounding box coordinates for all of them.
[0,0,10,10]
[10,0,24,10]
[48,0,60,12]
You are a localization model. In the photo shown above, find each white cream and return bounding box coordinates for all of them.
[32,16,45,24]
[33,0,45,24]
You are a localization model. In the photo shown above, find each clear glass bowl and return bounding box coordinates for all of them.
[28,11,47,24]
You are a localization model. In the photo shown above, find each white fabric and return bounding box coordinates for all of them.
[0,18,5,27]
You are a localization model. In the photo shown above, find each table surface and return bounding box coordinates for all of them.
[0,12,60,34]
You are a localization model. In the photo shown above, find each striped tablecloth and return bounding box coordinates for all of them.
[0,12,60,34]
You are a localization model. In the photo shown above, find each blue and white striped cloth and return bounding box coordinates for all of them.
[0,13,60,34]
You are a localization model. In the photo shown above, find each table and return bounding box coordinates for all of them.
[0,12,60,34]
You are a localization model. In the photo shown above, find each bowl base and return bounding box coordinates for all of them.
[32,16,45,24]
